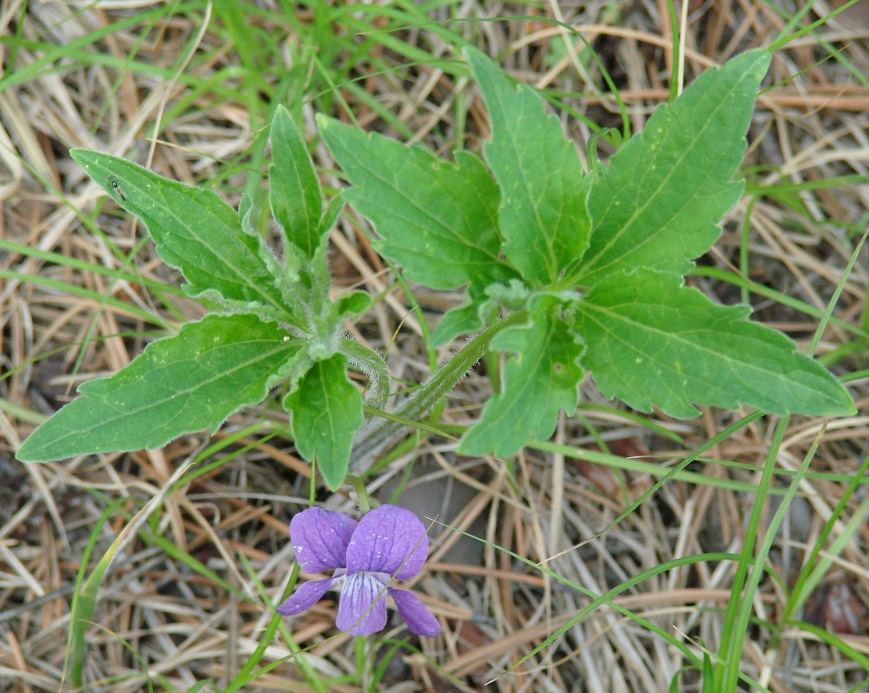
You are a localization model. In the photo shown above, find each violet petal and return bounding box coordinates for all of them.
[336,571,388,635]
[346,505,428,578]
[290,507,357,573]
[389,587,441,636]
[276,578,335,615]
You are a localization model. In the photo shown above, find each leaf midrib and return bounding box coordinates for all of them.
[581,69,750,280]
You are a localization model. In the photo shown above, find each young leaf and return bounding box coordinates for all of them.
[269,105,325,257]
[430,285,494,346]
[317,115,514,292]
[570,49,771,286]
[333,291,373,320]
[284,353,363,490]
[465,47,592,286]
[457,295,585,457]
[319,194,345,238]
[17,314,303,462]
[574,269,855,417]
[71,150,290,319]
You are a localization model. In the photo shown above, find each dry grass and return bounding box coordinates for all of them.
[2,1,869,691]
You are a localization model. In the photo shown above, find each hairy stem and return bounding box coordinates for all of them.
[339,337,390,412]
[349,311,527,472]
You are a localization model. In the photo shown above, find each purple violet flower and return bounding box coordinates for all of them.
[276,504,440,637]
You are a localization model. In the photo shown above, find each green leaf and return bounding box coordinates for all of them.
[65,496,127,686]
[239,192,256,234]
[17,314,301,461]
[457,295,585,457]
[333,291,373,320]
[317,115,514,292]
[571,49,771,285]
[269,105,324,257]
[465,47,592,286]
[430,286,494,346]
[285,353,363,490]
[70,150,289,319]
[318,194,344,238]
[574,270,856,417]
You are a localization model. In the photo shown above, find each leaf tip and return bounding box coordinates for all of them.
[15,443,38,463]
[314,112,333,131]
[819,389,857,418]
[69,148,92,168]
[16,430,60,463]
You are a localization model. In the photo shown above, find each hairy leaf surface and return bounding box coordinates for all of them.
[269,105,324,257]
[71,150,288,317]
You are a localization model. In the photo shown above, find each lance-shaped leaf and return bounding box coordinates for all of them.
[465,47,591,286]
[571,50,771,286]
[574,270,855,417]
[71,150,289,318]
[457,295,585,457]
[317,115,514,292]
[285,353,363,490]
[17,314,303,462]
[269,105,324,257]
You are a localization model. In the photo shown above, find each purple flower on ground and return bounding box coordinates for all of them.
[276,504,440,637]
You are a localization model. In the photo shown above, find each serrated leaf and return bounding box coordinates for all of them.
[457,295,585,457]
[318,115,514,291]
[572,50,771,285]
[285,353,363,490]
[71,150,289,318]
[17,314,302,462]
[465,47,591,286]
[574,270,855,417]
[269,105,324,257]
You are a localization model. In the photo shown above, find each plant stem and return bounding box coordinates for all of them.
[349,311,527,472]
[345,475,373,513]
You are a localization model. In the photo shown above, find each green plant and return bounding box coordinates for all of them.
[16,48,855,493]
